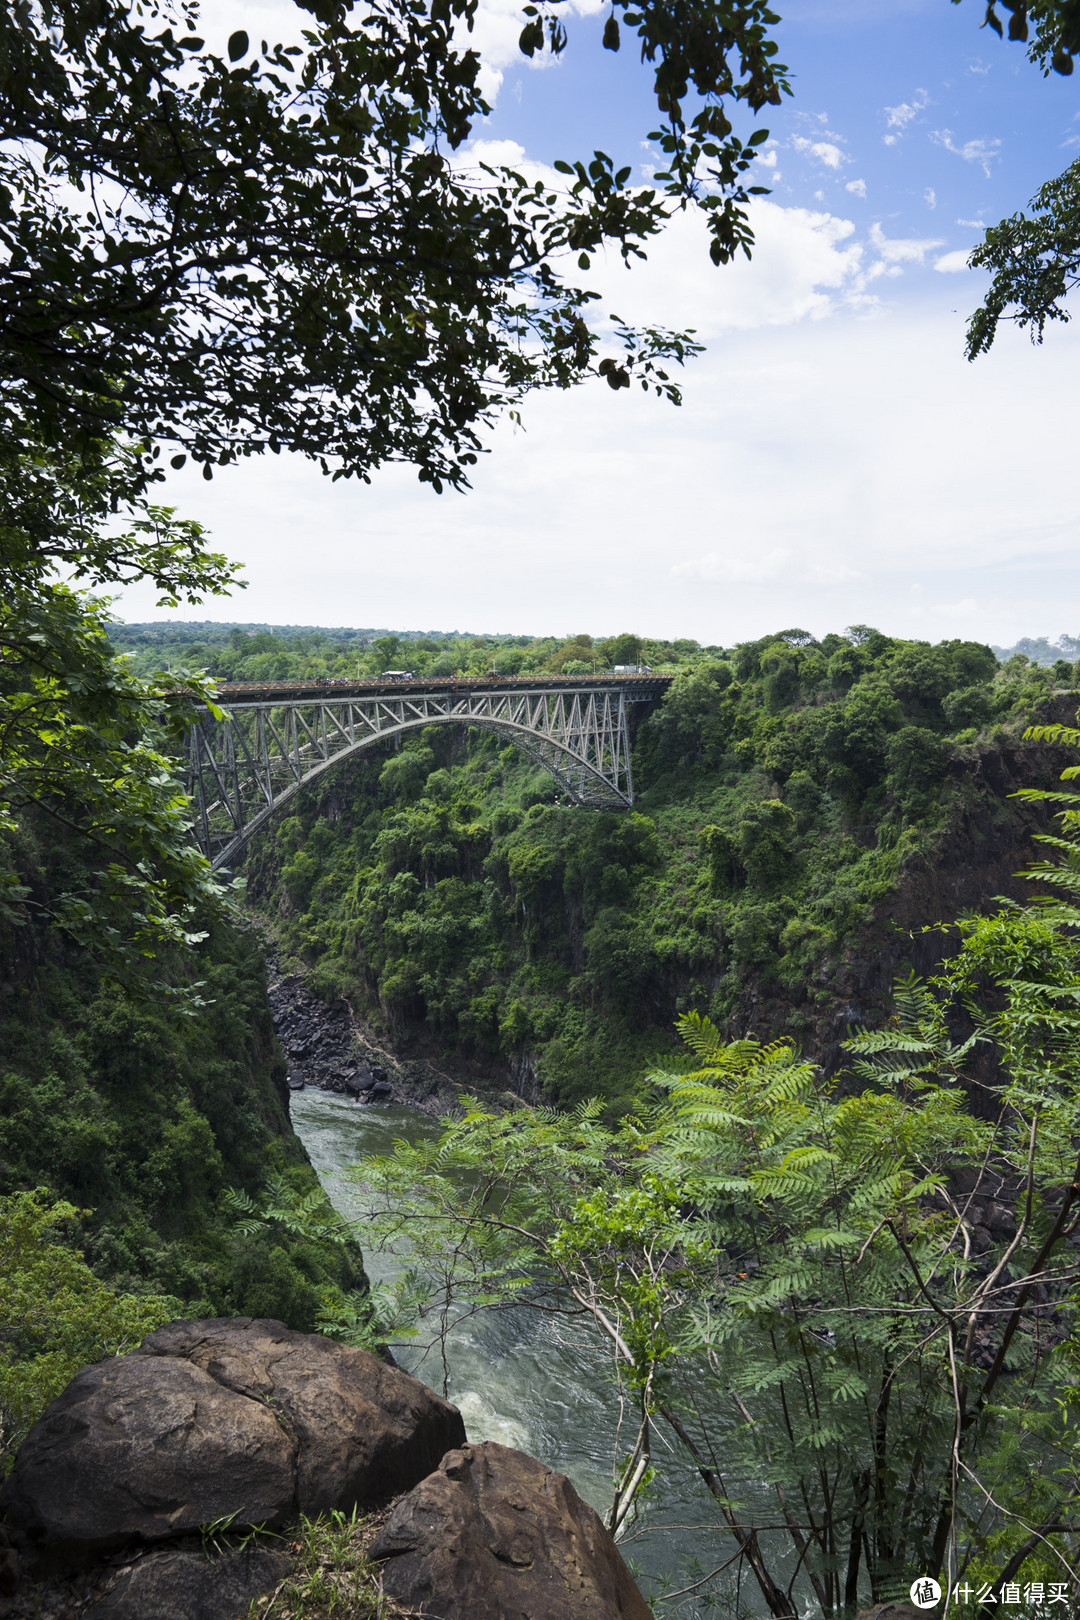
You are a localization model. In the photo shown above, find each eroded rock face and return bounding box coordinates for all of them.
[138,1317,464,1517]
[92,1544,293,1620]
[372,1440,652,1620]
[0,1317,465,1568]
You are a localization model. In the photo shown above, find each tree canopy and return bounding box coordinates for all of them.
[0,0,791,972]
[962,1,1080,353]
[0,0,788,496]
[356,863,1080,1612]
[966,157,1080,356]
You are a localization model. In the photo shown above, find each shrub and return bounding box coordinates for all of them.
[0,1189,177,1469]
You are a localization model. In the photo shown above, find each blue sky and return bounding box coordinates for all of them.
[117,0,1080,646]
[484,0,1077,244]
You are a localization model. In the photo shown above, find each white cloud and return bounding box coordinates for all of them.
[673,549,793,585]
[197,0,601,106]
[868,223,944,265]
[882,89,929,142]
[934,248,975,273]
[581,201,870,339]
[930,129,1001,178]
[924,188,937,209]
[452,0,609,102]
[792,137,847,170]
[846,178,867,198]
[117,308,1080,649]
[675,549,860,586]
[452,136,554,180]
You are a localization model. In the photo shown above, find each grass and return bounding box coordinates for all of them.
[244,1508,412,1620]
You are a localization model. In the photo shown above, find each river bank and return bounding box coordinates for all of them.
[268,960,469,1117]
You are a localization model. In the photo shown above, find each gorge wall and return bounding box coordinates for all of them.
[239,634,1077,1105]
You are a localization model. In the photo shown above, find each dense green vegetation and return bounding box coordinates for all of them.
[0,813,367,1463]
[348,709,1080,1613]
[111,620,718,683]
[232,625,1071,1108]
[357,903,1080,1614]
[0,1189,178,1470]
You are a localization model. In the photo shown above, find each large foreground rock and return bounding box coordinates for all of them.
[93,1543,293,1620]
[372,1440,652,1620]
[0,1316,464,1567]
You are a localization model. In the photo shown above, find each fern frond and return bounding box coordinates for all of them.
[1023,723,1080,747]
[845,1030,939,1055]
[1012,787,1080,804]
[675,1010,735,1064]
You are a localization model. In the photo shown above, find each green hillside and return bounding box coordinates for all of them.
[233,626,1072,1108]
[0,816,366,1336]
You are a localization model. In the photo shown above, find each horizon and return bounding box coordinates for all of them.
[110,617,1080,664]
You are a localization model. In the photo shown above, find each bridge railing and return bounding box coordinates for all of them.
[203,672,675,699]
[183,674,669,868]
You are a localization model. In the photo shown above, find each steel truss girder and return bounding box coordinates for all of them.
[186,685,636,869]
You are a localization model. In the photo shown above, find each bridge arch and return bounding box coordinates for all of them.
[185,680,645,870]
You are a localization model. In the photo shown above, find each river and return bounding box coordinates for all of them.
[290,1085,746,1617]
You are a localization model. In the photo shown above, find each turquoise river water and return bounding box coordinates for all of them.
[290,1086,749,1616]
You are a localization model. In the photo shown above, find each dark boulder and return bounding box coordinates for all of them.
[1,1354,294,1566]
[372,1440,652,1620]
[1,1317,465,1569]
[93,1543,292,1620]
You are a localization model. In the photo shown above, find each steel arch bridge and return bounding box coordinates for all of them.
[185,675,669,870]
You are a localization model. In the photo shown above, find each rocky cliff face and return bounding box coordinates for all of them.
[0,838,365,1330]
[268,964,479,1114]
[268,732,1073,1104]
[731,736,1066,1075]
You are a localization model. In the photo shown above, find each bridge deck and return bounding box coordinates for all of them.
[185,674,672,867]
[209,672,673,703]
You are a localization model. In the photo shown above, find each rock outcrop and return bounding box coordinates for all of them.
[271,973,394,1100]
[1,1320,655,1620]
[92,1543,293,1620]
[268,966,458,1114]
[372,1440,653,1620]
[0,1316,465,1568]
